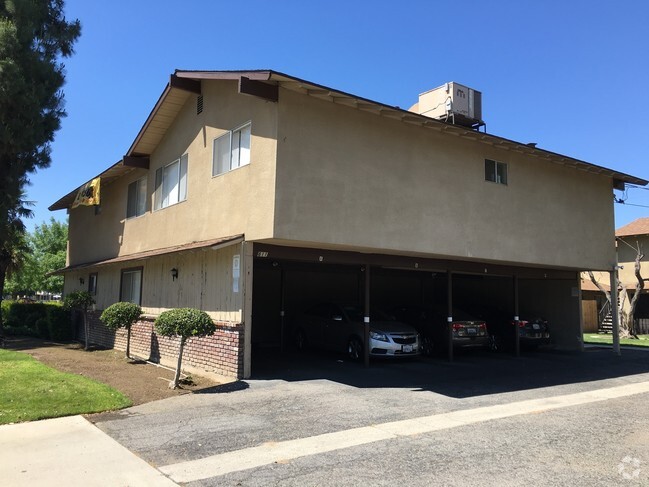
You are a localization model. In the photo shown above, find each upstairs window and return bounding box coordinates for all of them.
[485,159,508,185]
[126,177,147,218]
[212,122,251,176]
[154,155,188,210]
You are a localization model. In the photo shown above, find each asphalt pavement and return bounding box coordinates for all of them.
[2,347,648,486]
[87,347,649,486]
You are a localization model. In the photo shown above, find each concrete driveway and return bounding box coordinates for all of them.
[91,348,649,486]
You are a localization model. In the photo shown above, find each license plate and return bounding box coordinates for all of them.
[532,323,540,330]
[467,328,477,335]
[402,345,413,353]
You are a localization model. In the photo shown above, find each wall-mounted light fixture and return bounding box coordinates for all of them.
[171,268,179,281]
[79,277,85,285]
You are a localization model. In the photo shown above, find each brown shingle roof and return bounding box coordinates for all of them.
[52,234,244,274]
[616,217,649,237]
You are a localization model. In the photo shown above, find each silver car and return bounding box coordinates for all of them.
[294,303,420,360]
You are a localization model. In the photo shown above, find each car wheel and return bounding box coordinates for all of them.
[421,336,433,356]
[489,334,502,352]
[347,337,363,362]
[295,329,307,351]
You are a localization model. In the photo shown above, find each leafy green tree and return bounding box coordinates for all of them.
[0,1,81,321]
[101,302,142,359]
[5,218,67,295]
[63,290,94,350]
[0,195,32,334]
[155,308,216,389]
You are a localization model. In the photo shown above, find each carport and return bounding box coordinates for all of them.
[249,243,582,374]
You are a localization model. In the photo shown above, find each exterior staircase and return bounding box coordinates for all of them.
[598,301,613,333]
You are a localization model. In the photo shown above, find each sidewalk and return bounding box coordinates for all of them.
[0,415,177,487]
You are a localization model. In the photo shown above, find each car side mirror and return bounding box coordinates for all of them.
[332,315,343,321]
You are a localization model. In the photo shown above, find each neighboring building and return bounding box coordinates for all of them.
[581,217,649,334]
[50,70,647,378]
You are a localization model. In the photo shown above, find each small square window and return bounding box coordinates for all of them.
[213,123,251,176]
[485,159,508,185]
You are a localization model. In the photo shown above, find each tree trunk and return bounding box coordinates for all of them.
[83,309,89,350]
[126,326,131,359]
[171,336,186,389]
[0,265,6,336]
[588,270,631,338]
[627,247,645,338]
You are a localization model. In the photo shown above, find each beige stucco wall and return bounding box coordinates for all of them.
[65,79,618,273]
[273,88,616,270]
[67,80,277,266]
[62,244,242,321]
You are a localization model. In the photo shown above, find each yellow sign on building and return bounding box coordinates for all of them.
[72,177,101,208]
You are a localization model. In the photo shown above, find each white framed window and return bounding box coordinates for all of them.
[154,155,188,210]
[126,177,147,218]
[212,122,251,176]
[485,159,508,185]
[120,267,142,305]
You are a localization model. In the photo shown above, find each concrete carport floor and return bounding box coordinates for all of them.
[250,243,583,370]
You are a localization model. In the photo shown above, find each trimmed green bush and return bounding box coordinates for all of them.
[47,306,73,341]
[5,302,47,329]
[155,308,216,389]
[35,317,49,339]
[63,291,95,350]
[100,302,142,358]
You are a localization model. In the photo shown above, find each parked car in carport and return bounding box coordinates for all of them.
[469,307,551,351]
[390,305,489,355]
[293,303,420,360]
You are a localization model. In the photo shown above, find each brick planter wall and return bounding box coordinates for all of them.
[78,310,244,378]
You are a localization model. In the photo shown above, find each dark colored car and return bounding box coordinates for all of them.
[293,303,420,360]
[471,307,550,351]
[390,305,489,355]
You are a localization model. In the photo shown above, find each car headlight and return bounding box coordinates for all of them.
[369,331,389,342]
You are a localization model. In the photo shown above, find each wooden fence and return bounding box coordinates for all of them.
[635,318,649,335]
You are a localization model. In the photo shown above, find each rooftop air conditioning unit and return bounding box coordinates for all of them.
[417,82,483,128]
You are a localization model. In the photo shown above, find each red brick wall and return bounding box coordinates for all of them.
[79,311,244,378]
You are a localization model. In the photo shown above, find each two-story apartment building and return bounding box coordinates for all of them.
[51,70,647,378]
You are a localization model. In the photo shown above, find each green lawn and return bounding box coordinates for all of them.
[0,349,131,425]
[583,333,649,348]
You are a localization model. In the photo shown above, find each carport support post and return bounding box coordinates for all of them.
[513,274,520,358]
[364,264,371,368]
[280,267,286,354]
[610,269,621,356]
[447,271,453,362]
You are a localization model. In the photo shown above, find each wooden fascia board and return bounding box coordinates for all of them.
[239,76,278,102]
[122,156,150,169]
[170,74,201,94]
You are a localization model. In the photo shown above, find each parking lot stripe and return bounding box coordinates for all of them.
[158,380,649,483]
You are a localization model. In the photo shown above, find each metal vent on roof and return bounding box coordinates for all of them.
[196,95,204,115]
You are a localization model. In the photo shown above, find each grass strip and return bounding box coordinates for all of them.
[0,349,131,425]
[583,333,649,348]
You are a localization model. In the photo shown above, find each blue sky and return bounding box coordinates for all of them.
[27,0,649,231]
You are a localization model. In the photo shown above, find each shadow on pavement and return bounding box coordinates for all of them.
[195,380,250,394]
[251,346,649,399]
